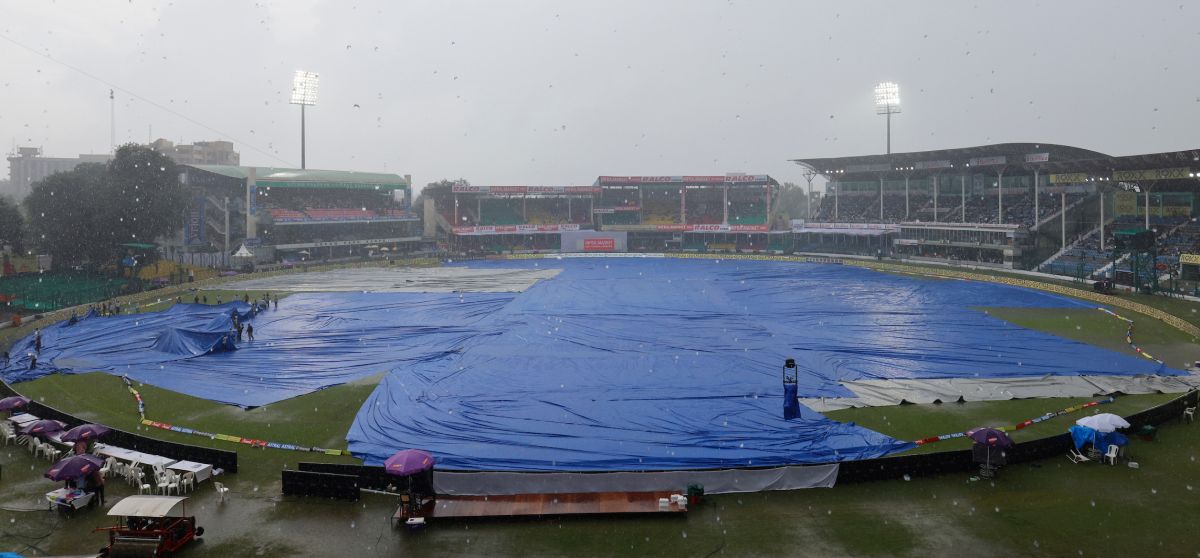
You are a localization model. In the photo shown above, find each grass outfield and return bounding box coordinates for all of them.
[828,393,1181,455]
[15,371,372,487]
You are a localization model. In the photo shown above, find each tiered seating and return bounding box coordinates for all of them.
[306,208,377,221]
[379,208,417,219]
[479,200,523,226]
[268,208,308,222]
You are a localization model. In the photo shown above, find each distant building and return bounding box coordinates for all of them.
[5,147,113,200]
[148,139,239,166]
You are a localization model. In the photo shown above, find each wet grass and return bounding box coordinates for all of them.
[15,372,376,488]
[827,393,1180,455]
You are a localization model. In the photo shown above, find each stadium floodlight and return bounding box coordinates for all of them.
[290,70,320,168]
[874,82,901,154]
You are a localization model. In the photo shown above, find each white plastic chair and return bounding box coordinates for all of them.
[1103,444,1120,466]
[0,429,14,447]
[180,472,195,493]
[1185,406,1195,424]
[99,458,115,479]
[156,473,171,495]
[214,481,229,502]
[166,473,180,495]
[126,462,142,485]
[1067,448,1091,463]
[138,480,153,495]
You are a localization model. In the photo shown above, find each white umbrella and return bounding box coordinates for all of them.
[1076,413,1130,433]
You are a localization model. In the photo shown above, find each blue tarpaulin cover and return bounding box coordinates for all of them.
[1,258,1181,471]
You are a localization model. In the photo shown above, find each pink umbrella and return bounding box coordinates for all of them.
[384,449,435,476]
[0,396,30,412]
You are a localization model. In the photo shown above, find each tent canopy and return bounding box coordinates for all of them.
[107,496,189,518]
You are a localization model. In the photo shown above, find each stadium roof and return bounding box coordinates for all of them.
[791,143,1200,184]
[791,143,1107,179]
[186,165,410,190]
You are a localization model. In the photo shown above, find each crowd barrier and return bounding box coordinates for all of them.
[281,470,360,501]
[299,462,393,491]
[1,380,238,473]
[838,390,1197,484]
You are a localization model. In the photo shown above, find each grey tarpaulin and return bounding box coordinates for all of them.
[433,463,839,496]
[214,266,561,293]
[800,374,1200,411]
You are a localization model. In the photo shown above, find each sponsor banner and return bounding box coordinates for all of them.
[451,185,599,194]
[1111,168,1191,182]
[1114,192,1138,215]
[1024,153,1050,163]
[968,156,1007,167]
[597,175,771,185]
[592,206,640,213]
[562,230,628,253]
[1050,173,1089,184]
[794,222,898,230]
[915,160,953,170]
[274,236,419,249]
[1181,254,1200,266]
[1114,191,1194,217]
[451,224,583,235]
[605,224,770,233]
[583,238,616,252]
[185,197,207,246]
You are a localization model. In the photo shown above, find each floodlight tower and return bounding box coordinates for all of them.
[874,82,901,154]
[289,70,320,169]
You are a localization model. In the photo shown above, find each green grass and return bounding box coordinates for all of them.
[981,306,1197,368]
[16,372,375,487]
[828,393,1179,454]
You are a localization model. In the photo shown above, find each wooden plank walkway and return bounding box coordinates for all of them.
[395,491,687,522]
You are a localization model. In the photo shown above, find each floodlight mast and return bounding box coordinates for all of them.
[289,71,320,169]
[874,82,901,154]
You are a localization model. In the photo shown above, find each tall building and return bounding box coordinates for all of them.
[5,147,113,201]
[148,139,239,166]
[4,140,240,200]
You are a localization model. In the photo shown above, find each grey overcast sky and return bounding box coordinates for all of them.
[2,0,1198,192]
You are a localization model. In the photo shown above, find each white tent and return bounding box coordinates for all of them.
[232,244,254,259]
[1076,413,1130,433]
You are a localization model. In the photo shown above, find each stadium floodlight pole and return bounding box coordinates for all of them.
[800,165,817,222]
[874,82,901,154]
[289,70,320,169]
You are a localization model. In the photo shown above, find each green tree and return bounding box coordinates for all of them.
[24,163,109,266]
[0,195,25,253]
[771,182,814,223]
[24,144,185,267]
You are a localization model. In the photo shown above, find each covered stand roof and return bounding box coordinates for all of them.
[187,165,409,190]
[791,143,1108,180]
[791,143,1200,185]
